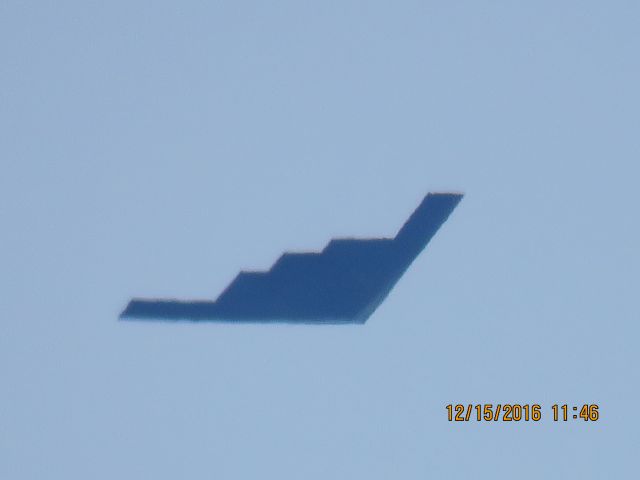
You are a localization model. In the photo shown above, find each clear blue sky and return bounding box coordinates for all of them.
[1,1,638,478]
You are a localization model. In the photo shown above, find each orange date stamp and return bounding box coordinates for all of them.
[446,404,599,422]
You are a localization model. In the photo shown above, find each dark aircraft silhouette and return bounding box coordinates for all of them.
[120,192,462,323]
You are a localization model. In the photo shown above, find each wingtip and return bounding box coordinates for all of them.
[119,301,133,319]
[426,191,465,198]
